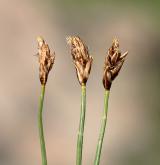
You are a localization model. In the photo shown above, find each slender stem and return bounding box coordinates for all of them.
[76,84,86,165]
[38,85,47,165]
[94,90,110,165]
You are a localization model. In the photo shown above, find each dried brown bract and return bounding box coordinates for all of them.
[103,38,128,90]
[67,36,93,85]
[37,36,55,85]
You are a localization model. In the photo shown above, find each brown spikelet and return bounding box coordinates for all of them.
[37,36,55,85]
[67,36,93,85]
[103,38,128,90]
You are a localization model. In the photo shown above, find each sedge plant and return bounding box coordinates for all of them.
[94,38,128,165]
[36,36,55,165]
[67,36,93,165]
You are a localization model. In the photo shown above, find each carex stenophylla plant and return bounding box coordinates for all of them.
[34,36,128,165]
[67,36,93,165]
[36,36,55,165]
[94,38,128,165]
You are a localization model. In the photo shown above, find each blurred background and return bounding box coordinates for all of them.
[0,0,160,164]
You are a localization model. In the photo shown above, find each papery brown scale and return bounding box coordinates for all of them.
[67,36,93,85]
[103,39,128,90]
[37,37,55,85]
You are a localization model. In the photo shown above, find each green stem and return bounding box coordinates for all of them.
[38,85,47,165]
[94,90,110,165]
[76,84,86,165]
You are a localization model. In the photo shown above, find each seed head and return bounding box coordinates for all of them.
[37,36,55,85]
[67,36,93,85]
[103,38,128,90]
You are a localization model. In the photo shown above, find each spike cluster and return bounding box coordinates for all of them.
[67,36,93,85]
[37,36,55,85]
[103,38,128,90]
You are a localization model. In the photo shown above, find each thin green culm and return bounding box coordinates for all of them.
[94,90,110,165]
[38,85,47,165]
[76,84,86,165]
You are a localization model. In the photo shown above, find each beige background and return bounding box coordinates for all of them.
[0,0,159,164]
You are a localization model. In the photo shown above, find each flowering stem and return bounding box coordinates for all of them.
[94,90,110,165]
[76,84,86,165]
[38,85,47,165]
